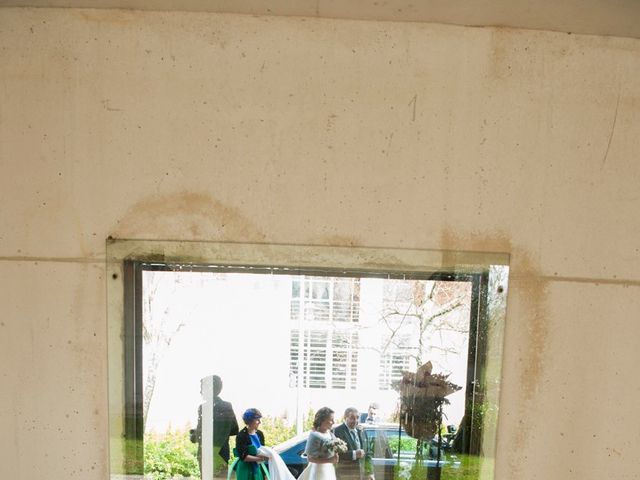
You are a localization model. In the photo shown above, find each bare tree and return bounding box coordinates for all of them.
[379,280,471,370]
[142,271,188,427]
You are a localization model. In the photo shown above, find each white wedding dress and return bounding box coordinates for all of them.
[297,461,336,480]
[296,431,337,480]
[257,446,296,480]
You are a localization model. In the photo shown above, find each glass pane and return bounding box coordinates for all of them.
[107,241,509,480]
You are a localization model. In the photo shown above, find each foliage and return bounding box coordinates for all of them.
[143,414,304,480]
[144,429,200,480]
[304,407,315,431]
[122,437,144,475]
[143,411,316,479]
[260,415,297,446]
[393,454,487,480]
[389,436,419,455]
[471,400,496,435]
[441,454,490,480]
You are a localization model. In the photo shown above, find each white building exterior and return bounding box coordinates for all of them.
[144,271,472,435]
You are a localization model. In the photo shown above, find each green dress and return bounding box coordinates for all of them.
[231,436,270,480]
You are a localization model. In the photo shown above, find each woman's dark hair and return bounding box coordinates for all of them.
[242,408,262,424]
[313,407,334,430]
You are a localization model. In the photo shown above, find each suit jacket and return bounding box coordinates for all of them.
[333,423,373,480]
[196,396,240,463]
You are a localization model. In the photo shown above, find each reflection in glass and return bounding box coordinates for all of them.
[193,375,239,479]
[112,258,508,480]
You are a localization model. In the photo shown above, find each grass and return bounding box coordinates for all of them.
[441,454,493,480]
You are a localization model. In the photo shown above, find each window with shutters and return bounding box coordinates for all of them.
[289,276,360,389]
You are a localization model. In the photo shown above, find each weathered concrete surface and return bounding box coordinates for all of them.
[1,7,639,480]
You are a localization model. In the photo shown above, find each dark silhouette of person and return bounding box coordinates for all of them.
[195,375,239,478]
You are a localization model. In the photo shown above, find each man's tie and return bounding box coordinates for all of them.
[350,429,361,449]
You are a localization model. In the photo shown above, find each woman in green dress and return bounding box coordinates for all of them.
[234,408,269,480]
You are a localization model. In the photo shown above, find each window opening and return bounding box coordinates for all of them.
[107,241,509,480]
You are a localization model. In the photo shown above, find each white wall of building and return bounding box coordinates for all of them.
[144,273,471,433]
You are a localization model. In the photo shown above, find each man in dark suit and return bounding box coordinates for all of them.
[195,375,239,479]
[334,408,374,480]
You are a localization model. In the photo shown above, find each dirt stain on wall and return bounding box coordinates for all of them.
[112,192,265,243]
[317,234,363,247]
[76,9,138,26]
[440,227,549,478]
[440,227,548,395]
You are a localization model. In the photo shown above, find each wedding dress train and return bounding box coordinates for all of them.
[296,462,336,480]
[257,446,297,480]
[256,445,336,480]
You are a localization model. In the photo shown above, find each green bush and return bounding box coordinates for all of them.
[260,416,297,446]
[441,454,490,480]
[144,429,200,480]
[143,414,311,479]
[393,454,486,480]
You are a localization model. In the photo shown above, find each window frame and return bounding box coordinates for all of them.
[107,240,508,477]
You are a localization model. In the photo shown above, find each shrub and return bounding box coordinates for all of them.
[259,416,297,446]
[144,429,200,479]
[143,414,306,479]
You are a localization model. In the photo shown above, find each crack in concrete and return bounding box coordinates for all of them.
[601,88,621,169]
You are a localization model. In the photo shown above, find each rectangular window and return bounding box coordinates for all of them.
[107,240,509,480]
[289,277,360,389]
[378,351,411,390]
[331,330,359,389]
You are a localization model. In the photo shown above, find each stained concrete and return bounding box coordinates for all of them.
[1,7,639,480]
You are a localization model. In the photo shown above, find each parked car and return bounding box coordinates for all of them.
[272,423,460,480]
[272,431,310,478]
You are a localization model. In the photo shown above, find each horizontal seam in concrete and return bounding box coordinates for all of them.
[1,256,639,287]
[536,275,640,287]
[0,256,104,264]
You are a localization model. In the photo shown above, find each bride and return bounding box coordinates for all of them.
[298,407,341,480]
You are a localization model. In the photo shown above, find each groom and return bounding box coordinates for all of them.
[333,407,374,480]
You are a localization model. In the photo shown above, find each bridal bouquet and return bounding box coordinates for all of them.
[327,437,348,454]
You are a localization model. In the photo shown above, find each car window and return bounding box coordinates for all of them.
[365,427,428,460]
[393,435,419,457]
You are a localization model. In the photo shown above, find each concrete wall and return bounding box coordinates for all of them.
[1,6,639,480]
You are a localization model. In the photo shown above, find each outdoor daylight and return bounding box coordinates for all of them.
[140,268,489,480]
